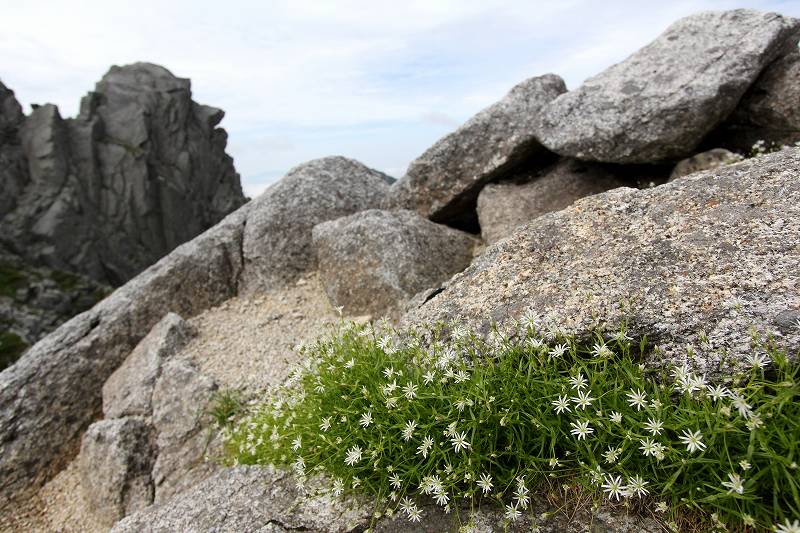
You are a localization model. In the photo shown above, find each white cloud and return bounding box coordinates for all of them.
[1,0,798,197]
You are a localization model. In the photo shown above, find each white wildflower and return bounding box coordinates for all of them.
[746,413,764,431]
[407,506,423,523]
[549,343,568,359]
[678,429,706,454]
[721,472,745,494]
[626,475,649,497]
[382,379,399,395]
[402,381,418,400]
[707,384,729,402]
[332,478,344,496]
[747,351,771,370]
[344,445,363,466]
[422,370,436,385]
[569,373,588,390]
[569,420,594,440]
[552,394,571,415]
[626,388,648,411]
[389,473,402,489]
[601,474,626,501]
[609,411,623,424]
[730,392,753,418]
[571,389,595,410]
[417,435,433,458]
[775,518,800,533]
[639,438,659,458]
[451,431,471,453]
[402,420,417,441]
[643,417,664,436]
[477,473,493,495]
[504,502,521,522]
[592,342,613,358]
[603,447,622,465]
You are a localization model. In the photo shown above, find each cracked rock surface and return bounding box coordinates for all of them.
[0,63,246,286]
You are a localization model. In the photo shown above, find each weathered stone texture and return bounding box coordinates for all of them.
[534,10,800,163]
[387,74,565,227]
[404,148,800,374]
[312,209,478,319]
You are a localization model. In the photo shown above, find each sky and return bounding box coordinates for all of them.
[2,1,799,198]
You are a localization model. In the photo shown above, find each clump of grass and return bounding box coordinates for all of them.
[0,263,29,299]
[0,330,29,371]
[208,388,245,429]
[224,316,800,532]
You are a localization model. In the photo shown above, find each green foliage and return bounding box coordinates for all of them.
[208,388,245,429]
[224,320,800,532]
[48,269,81,292]
[0,262,29,298]
[0,330,29,371]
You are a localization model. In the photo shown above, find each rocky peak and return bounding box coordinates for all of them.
[0,63,246,286]
[0,80,24,133]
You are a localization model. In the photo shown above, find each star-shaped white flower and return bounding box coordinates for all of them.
[552,394,571,415]
[721,472,745,494]
[678,429,706,454]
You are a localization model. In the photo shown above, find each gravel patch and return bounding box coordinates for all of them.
[0,460,105,533]
[183,272,340,393]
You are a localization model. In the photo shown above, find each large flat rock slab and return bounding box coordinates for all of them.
[533,10,800,163]
[404,148,800,373]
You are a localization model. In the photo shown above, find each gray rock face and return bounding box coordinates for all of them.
[79,417,155,528]
[0,63,246,286]
[81,311,220,525]
[404,148,800,374]
[312,209,478,319]
[0,203,249,507]
[110,466,660,533]
[711,49,800,151]
[534,10,800,163]
[477,158,627,244]
[111,467,372,533]
[103,313,195,419]
[0,81,27,217]
[241,156,391,292]
[387,75,565,227]
[150,357,217,503]
[669,148,742,181]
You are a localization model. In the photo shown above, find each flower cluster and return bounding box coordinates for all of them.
[221,317,800,532]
